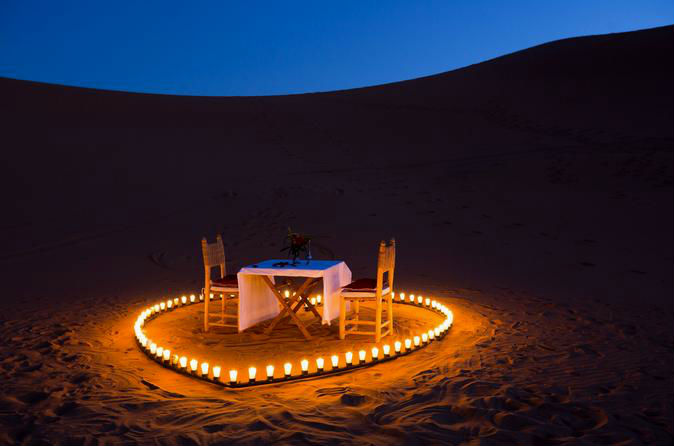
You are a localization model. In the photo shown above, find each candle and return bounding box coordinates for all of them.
[384,344,392,356]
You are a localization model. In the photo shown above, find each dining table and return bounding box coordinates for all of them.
[237,259,352,339]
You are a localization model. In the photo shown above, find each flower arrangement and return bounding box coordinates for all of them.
[281,228,312,265]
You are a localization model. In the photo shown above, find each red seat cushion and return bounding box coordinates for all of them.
[212,274,239,287]
[342,278,389,291]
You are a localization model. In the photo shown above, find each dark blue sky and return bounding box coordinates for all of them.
[1,1,672,96]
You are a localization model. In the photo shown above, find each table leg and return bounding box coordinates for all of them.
[295,278,322,321]
[262,276,296,331]
[262,276,313,340]
[286,277,322,326]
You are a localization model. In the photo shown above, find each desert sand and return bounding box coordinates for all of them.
[0,26,672,445]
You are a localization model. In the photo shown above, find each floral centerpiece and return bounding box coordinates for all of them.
[281,227,312,265]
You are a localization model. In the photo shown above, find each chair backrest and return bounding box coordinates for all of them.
[202,234,226,279]
[376,238,396,294]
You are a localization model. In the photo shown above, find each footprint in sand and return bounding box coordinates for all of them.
[316,386,350,397]
[340,393,367,406]
[148,251,170,269]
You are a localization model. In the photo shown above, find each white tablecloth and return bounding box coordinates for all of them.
[237,259,352,332]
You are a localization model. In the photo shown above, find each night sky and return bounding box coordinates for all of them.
[1,0,672,96]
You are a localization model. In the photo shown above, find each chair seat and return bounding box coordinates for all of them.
[211,274,239,288]
[341,278,390,298]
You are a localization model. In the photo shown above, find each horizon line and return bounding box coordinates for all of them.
[2,24,671,99]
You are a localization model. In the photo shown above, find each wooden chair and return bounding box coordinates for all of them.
[202,234,239,332]
[339,238,395,342]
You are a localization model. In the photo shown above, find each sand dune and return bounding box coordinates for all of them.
[0,26,672,445]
